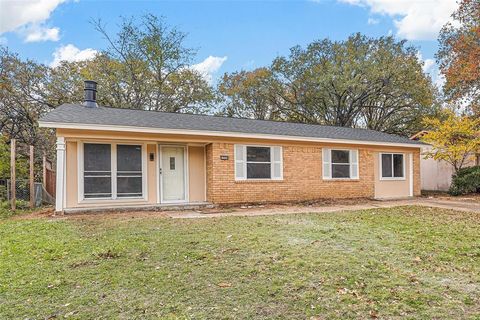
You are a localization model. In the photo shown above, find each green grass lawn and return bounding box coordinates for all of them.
[1,206,479,319]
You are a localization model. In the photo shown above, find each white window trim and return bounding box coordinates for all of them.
[324,149,359,180]
[235,144,283,181]
[379,152,406,181]
[78,141,148,203]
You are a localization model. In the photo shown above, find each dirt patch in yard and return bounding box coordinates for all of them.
[198,197,377,214]
[8,198,377,221]
[54,210,171,221]
[8,206,55,220]
[7,195,480,221]
[5,206,170,222]
[421,190,480,202]
[70,198,381,220]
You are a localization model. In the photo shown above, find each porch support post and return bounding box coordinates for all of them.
[55,137,66,213]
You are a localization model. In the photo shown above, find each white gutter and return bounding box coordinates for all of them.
[38,121,423,149]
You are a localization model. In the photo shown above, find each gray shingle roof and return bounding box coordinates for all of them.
[40,104,422,146]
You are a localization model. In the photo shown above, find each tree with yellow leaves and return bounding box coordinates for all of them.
[421,110,480,173]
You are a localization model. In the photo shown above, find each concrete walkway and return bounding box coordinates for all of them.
[166,198,480,219]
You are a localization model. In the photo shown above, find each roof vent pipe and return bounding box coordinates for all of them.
[83,80,98,108]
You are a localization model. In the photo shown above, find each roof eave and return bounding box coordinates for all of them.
[38,121,424,148]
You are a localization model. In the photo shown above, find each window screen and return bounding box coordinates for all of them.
[246,146,271,179]
[393,154,404,177]
[381,154,393,177]
[116,145,142,198]
[84,144,112,198]
[381,153,404,178]
[331,150,350,178]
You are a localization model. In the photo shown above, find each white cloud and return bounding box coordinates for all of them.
[50,44,98,67]
[338,0,458,40]
[417,52,435,73]
[417,52,444,89]
[22,25,60,42]
[191,56,227,83]
[434,73,446,89]
[422,59,435,74]
[367,17,379,25]
[0,0,66,42]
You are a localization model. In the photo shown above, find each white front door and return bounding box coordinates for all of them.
[160,146,186,202]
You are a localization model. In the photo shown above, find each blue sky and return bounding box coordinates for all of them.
[0,0,457,85]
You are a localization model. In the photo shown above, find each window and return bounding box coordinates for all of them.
[82,143,144,200]
[322,149,358,179]
[116,145,142,198]
[247,146,271,179]
[331,150,350,178]
[234,145,283,180]
[84,144,111,198]
[381,153,404,179]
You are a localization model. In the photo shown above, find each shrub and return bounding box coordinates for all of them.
[449,166,480,196]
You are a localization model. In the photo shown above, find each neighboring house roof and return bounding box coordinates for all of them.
[410,130,429,141]
[39,104,423,147]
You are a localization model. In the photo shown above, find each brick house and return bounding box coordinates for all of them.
[39,81,423,213]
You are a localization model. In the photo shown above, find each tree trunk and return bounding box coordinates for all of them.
[30,145,34,208]
[10,139,16,211]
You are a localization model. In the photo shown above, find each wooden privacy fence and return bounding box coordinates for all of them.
[45,166,56,197]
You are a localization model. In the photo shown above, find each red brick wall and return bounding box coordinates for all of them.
[205,142,415,204]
